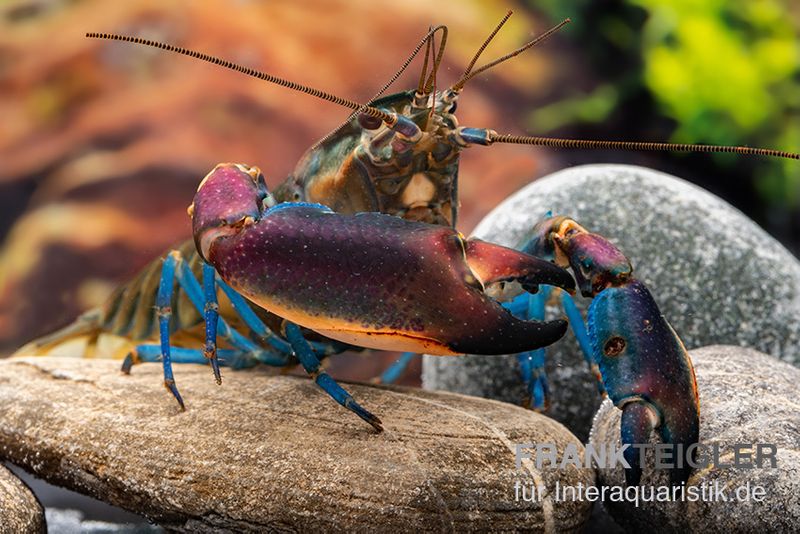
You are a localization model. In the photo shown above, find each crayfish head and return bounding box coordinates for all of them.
[524,216,632,298]
[189,163,271,262]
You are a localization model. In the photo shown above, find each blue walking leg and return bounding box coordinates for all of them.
[519,285,552,410]
[125,345,267,372]
[378,352,417,384]
[202,263,222,383]
[501,293,531,316]
[285,322,382,431]
[517,349,549,410]
[503,290,548,409]
[125,252,292,378]
[175,261,292,366]
[181,261,339,364]
[215,277,292,354]
[156,251,184,409]
[126,345,233,366]
[561,292,606,396]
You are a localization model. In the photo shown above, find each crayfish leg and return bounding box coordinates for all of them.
[376,352,417,384]
[201,263,222,384]
[155,251,185,410]
[285,323,383,432]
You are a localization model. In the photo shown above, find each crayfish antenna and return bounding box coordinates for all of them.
[486,133,800,161]
[306,9,514,141]
[85,32,395,125]
[420,25,448,95]
[312,24,448,150]
[450,17,571,92]
[458,10,514,85]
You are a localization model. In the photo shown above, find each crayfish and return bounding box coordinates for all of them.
[18,11,799,486]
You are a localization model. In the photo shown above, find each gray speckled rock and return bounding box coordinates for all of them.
[590,345,800,532]
[0,464,44,533]
[423,164,800,439]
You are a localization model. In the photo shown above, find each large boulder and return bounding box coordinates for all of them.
[423,164,800,439]
[0,357,595,532]
[0,464,44,533]
[590,345,800,532]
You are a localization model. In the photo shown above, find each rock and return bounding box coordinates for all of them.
[590,345,800,532]
[423,164,800,439]
[0,357,594,532]
[0,464,44,533]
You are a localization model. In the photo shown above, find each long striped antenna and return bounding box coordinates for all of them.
[459,10,514,86]
[451,18,571,92]
[487,133,800,160]
[86,32,800,161]
[312,25,448,149]
[421,26,449,94]
[85,32,397,125]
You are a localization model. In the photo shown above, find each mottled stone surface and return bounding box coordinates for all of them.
[423,164,800,439]
[591,345,800,532]
[0,464,44,533]
[0,357,594,532]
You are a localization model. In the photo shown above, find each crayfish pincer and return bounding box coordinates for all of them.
[524,216,700,485]
[191,163,574,356]
[187,162,574,429]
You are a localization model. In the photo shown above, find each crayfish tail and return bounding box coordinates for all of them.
[12,308,105,357]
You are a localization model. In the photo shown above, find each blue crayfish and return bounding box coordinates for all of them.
[19,12,799,486]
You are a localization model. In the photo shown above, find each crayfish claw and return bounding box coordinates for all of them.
[620,400,659,486]
[464,238,576,295]
[589,279,700,486]
[192,166,574,357]
[449,317,568,355]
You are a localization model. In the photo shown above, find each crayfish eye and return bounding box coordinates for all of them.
[579,258,593,278]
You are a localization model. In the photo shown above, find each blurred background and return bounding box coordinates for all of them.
[0,0,798,374]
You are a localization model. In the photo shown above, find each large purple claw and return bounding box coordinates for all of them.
[529,215,700,485]
[589,280,699,485]
[189,164,575,356]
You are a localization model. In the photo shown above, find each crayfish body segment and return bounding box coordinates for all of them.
[191,163,574,356]
[524,216,700,485]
